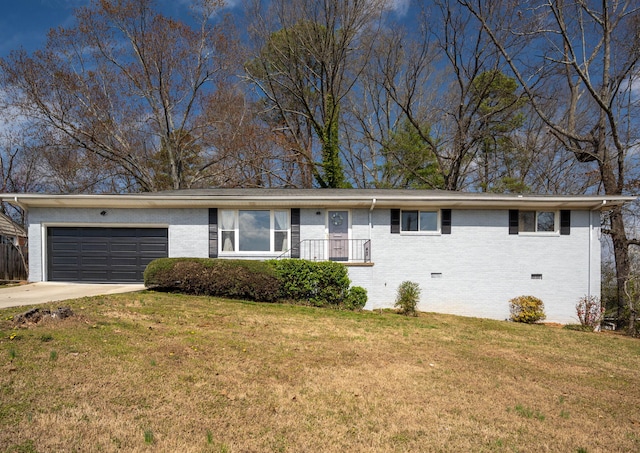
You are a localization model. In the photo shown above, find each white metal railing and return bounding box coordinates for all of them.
[278,239,371,263]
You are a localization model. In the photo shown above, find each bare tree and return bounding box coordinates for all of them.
[461,0,640,332]
[0,0,249,192]
[370,1,530,191]
[245,0,388,188]
[340,22,439,188]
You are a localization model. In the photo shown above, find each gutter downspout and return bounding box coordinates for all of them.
[13,196,27,212]
[368,197,377,308]
[369,198,376,240]
[589,200,607,302]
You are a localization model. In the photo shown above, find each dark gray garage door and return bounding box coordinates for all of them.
[47,227,168,282]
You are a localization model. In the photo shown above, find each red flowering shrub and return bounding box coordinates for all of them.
[576,295,605,330]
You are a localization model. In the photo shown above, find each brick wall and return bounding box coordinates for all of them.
[347,208,600,324]
[27,205,601,323]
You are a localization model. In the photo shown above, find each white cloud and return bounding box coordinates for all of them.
[383,0,410,16]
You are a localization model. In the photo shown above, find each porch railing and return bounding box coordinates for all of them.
[278,239,371,263]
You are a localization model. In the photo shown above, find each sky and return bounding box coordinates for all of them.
[0,0,411,57]
[0,0,235,57]
[0,0,86,56]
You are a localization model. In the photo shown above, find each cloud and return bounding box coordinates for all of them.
[170,0,241,12]
[383,0,410,17]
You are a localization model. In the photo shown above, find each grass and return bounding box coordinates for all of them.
[1,291,639,452]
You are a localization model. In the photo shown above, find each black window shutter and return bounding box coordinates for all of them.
[391,209,400,234]
[441,209,452,234]
[290,208,301,258]
[509,210,519,235]
[560,210,571,235]
[208,208,218,258]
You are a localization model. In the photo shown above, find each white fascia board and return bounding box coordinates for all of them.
[1,192,636,211]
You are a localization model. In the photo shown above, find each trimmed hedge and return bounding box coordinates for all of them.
[266,259,351,307]
[144,258,280,302]
[144,258,368,309]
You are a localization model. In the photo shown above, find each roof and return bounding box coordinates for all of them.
[0,189,636,211]
[0,211,26,237]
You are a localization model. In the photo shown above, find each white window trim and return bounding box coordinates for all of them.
[400,209,441,236]
[218,209,290,255]
[518,211,560,236]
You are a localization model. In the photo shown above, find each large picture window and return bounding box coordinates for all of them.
[219,210,289,253]
[401,210,439,232]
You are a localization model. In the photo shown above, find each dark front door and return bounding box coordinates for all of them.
[328,211,348,261]
[47,227,168,282]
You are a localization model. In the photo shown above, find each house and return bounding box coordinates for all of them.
[0,211,26,246]
[0,211,28,281]
[1,189,635,323]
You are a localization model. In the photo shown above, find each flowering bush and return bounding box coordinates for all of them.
[576,295,605,330]
[509,295,546,323]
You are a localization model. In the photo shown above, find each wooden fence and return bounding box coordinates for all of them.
[0,244,28,281]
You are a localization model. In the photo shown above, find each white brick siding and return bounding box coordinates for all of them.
[27,207,208,281]
[346,209,600,324]
[27,205,601,324]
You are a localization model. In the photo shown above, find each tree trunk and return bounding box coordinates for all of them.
[609,206,634,332]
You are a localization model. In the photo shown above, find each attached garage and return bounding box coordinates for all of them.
[47,227,168,282]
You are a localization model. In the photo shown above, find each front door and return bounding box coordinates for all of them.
[328,210,348,261]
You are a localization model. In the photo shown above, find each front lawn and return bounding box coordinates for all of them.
[1,292,639,452]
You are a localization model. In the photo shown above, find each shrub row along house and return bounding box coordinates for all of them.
[1,189,634,323]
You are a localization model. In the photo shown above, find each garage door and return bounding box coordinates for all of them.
[47,227,168,282]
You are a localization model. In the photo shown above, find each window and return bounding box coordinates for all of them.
[274,210,289,252]
[510,210,562,234]
[401,210,439,232]
[519,211,556,233]
[219,210,289,253]
[220,210,236,251]
[239,210,270,251]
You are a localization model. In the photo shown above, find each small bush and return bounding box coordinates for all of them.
[344,286,368,311]
[576,295,605,330]
[395,281,421,316]
[267,259,351,307]
[144,258,281,302]
[509,295,546,323]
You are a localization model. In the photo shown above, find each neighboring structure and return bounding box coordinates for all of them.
[0,211,26,246]
[0,211,28,281]
[1,189,635,323]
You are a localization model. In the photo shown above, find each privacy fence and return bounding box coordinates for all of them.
[0,244,28,281]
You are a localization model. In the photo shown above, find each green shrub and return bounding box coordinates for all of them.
[145,258,362,309]
[267,259,351,307]
[395,281,421,316]
[144,258,280,302]
[344,286,368,310]
[509,295,546,323]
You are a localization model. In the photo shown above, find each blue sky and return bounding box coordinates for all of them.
[0,0,411,57]
[0,0,88,56]
[0,0,219,56]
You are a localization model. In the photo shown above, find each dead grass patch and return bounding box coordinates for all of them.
[1,292,639,452]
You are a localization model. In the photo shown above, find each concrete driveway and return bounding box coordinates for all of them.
[0,282,146,310]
